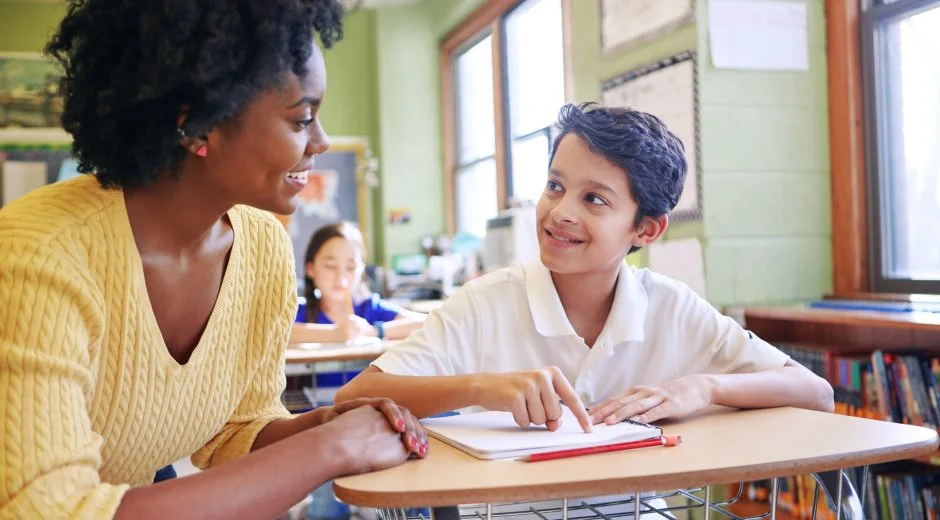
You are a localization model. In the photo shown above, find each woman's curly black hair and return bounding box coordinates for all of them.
[45,0,345,189]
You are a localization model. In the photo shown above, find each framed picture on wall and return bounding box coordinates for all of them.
[272,137,378,286]
[601,51,701,221]
[599,0,695,55]
[0,52,71,145]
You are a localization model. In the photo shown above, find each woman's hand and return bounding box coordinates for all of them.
[588,375,715,425]
[321,398,428,459]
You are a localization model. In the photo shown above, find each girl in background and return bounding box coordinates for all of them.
[290,221,426,344]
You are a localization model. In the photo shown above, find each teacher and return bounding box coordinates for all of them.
[0,0,427,518]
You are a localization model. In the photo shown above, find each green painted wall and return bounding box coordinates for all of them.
[318,10,383,261]
[698,0,831,307]
[369,0,483,262]
[565,0,831,307]
[0,2,66,52]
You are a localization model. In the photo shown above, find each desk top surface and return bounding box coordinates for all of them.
[284,340,397,364]
[334,406,939,508]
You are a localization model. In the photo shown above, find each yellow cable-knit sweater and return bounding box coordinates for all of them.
[0,175,296,518]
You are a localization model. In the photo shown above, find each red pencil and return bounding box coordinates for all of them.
[520,434,682,462]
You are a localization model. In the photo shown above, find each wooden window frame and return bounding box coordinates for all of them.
[829,0,940,298]
[440,0,572,235]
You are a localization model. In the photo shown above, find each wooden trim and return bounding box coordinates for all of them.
[440,0,521,232]
[440,49,457,235]
[826,0,870,295]
[743,306,940,354]
[561,0,575,102]
[744,306,940,332]
[441,0,519,56]
[491,20,508,211]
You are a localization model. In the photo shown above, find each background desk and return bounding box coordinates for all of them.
[285,340,397,365]
[334,406,937,509]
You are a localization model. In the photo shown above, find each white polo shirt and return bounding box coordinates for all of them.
[373,259,789,407]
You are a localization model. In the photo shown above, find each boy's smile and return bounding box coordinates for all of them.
[535,133,641,275]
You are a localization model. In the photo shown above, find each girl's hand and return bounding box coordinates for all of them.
[335,315,377,341]
[588,375,715,425]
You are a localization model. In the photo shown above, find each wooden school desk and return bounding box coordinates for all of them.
[334,406,938,519]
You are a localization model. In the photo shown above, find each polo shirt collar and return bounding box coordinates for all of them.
[524,260,647,344]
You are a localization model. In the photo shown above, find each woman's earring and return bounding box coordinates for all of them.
[178,127,207,157]
[313,288,322,300]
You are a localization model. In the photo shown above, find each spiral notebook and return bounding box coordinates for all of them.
[420,407,663,460]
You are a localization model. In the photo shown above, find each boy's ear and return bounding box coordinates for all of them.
[632,214,669,248]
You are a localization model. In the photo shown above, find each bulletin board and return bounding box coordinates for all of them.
[599,0,694,55]
[600,51,701,222]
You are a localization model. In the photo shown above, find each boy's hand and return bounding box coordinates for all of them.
[477,367,593,433]
[588,375,715,425]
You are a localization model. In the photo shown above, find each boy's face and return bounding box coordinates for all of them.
[536,133,664,275]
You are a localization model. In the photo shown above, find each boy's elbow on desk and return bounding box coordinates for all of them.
[813,373,836,414]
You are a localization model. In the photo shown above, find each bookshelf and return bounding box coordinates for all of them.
[729,304,940,519]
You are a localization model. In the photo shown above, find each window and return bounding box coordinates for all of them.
[862,0,940,293]
[454,35,499,239]
[504,0,566,206]
[443,0,566,238]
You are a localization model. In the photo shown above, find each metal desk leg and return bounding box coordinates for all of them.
[702,486,711,520]
[811,469,864,520]
[634,492,641,519]
[770,478,778,520]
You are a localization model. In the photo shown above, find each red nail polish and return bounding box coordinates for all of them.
[397,418,405,430]
[419,445,427,456]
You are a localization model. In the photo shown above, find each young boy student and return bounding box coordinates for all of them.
[336,102,834,436]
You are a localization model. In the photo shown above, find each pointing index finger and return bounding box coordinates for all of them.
[551,375,593,433]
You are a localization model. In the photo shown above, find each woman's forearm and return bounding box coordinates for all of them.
[251,407,331,451]
[115,424,353,520]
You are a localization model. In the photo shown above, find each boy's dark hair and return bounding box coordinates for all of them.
[550,102,687,254]
[45,0,345,190]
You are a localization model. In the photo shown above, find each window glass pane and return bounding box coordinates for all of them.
[510,132,550,206]
[504,0,565,138]
[455,36,496,164]
[456,158,499,239]
[878,4,940,280]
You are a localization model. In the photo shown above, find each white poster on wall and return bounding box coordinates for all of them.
[602,54,700,220]
[600,0,694,54]
[708,0,809,71]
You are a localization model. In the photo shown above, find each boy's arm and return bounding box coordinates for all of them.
[336,288,593,431]
[707,359,834,413]
[338,366,594,431]
[337,366,483,418]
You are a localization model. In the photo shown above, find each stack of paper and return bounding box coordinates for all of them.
[421,407,662,460]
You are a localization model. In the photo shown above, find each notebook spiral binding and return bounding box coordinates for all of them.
[560,400,664,434]
[620,417,663,434]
